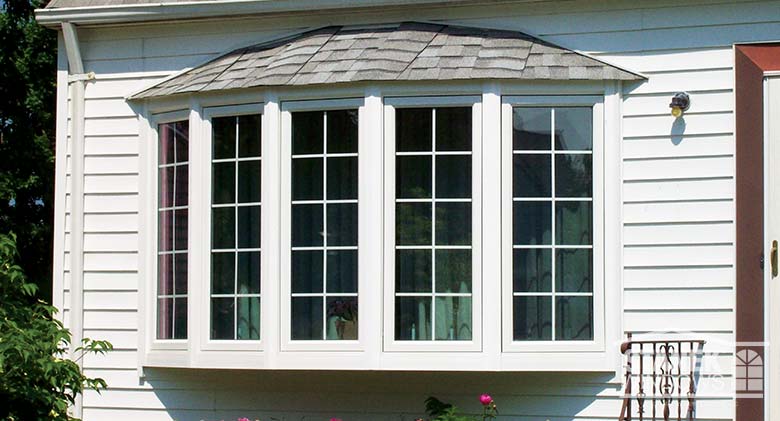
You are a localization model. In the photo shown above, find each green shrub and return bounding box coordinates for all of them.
[0,233,112,420]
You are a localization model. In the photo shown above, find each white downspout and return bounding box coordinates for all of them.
[61,21,94,420]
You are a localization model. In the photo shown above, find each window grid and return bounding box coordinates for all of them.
[512,107,593,342]
[210,115,262,341]
[291,111,359,341]
[395,108,472,341]
[157,121,188,340]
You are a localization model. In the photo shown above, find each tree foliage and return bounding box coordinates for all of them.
[0,233,112,421]
[0,0,57,302]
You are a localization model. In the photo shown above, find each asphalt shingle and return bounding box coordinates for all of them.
[131,21,643,99]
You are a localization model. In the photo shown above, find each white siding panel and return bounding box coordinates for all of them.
[623,156,733,181]
[624,266,734,289]
[85,137,139,156]
[624,244,734,267]
[84,98,137,119]
[624,178,734,202]
[623,200,733,224]
[83,350,138,369]
[84,156,139,175]
[83,252,138,272]
[623,112,733,138]
[84,174,138,194]
[84,194,139,214]
[83,291,138,310]
[84,213,138,232]
[624,288,733,310]
[624,222,734,245]
[623,91,733,116]
[83,271,139,290]
[624,310,733,333]
[622,135,734,159]
[84,233,139,252]
[84,311,138,330]
[84,117,139,137]
[83,329,138,350]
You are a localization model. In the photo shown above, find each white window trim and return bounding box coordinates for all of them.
[200,103,265,352]
[500,95,606,353]
[144,108,192,354]
[279,97,368,352]
[382,95,483,353]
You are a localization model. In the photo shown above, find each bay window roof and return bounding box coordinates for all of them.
[131,22,643,99]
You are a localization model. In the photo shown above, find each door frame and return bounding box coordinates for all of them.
[735,43,780,421]
[764,73,780,421]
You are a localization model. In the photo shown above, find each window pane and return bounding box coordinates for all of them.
[554,107,592,151]
[513,296,552,341]
[174,209,188,251]
[211,252,235,294]
[396,155,432,199]
[157,298,173,339]
[292,297,323,340]
[435,155,471,198]
[396,203,431,245]
[327,157,358,200]
[434,296,472,340]
[435,249,471,293]
[158,254,173,295]
[212,162,235,204]
[513,154,551,198]
[237,251,261,294]
[237,205,261,249]
[159,123,176,164]
[291,251,323,293]
[396,249,432,293]
[173,298,187,340]
[211,297,235,340]
[326,110,358,153]
[513,107,551,150]
[513,201,552,245]
[159,167,174,208]
[326,250,358,293]
[396,108,432,152]
[326,203,358,247]
[291,158,323,201]
[326,297,358,340]
[237,296,261,340]
[238,114,262,158]
[211,207,235,249]
[292,111,324,155]
[175,165,188,207]
[158,210,173,251]
[238,161,261,203]
[212,116,236,160]
[174,122,189,162]
[555,249,592,293]
[556,296,593,340]
[291,204,323,247]
[555,154,592,198]
[395,297,431,341]
[513,248,552,293]
[174,253,187,294]
[435,202,471,246]
[555,201,592,245]
[436,107,471,151]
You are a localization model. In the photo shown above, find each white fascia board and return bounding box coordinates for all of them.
[35,0,479,27]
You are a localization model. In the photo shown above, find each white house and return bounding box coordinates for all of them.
[34,0,780,420]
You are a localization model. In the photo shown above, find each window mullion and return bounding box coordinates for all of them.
[322,111,328,340]
[550,108,556,342]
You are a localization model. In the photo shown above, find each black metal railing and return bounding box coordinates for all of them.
[619,333,706,421]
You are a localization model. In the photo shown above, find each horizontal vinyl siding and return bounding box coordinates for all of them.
[55,0,779,419]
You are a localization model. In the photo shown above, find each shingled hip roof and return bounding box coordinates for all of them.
[131,22,643,99]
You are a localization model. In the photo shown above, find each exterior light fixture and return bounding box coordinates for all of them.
[669,92,690,118]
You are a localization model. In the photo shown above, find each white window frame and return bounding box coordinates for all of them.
[279,97,367,352]
[382,95,483,353]
[145,109,192,354]
[500,95,606,353]
[200,103,266,352]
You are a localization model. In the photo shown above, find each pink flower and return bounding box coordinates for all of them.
[479,394,493,406]
[330,418,343,421]
[237,418,250,421]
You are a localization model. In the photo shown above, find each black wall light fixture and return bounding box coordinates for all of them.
[669,92,690,118]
